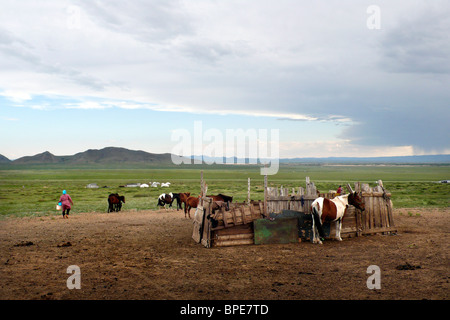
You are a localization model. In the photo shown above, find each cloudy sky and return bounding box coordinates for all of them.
[0,0,449,160]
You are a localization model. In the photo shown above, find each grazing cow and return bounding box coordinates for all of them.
[310,192,365,244]
[178,192,191,212]
[207,194,233,210]
[185,196,200,219]
[157,193,173,209]
[108,193,125,212]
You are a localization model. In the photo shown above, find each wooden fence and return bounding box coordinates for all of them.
[192,172,396,248]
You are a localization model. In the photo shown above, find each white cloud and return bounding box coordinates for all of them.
[0,90,32,102]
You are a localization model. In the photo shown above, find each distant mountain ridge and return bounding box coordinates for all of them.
[9,147,173,165]
[2,148,450,165]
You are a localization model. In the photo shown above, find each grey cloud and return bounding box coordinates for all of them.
[78,0,195,43]
[379,6,450,74]
[339,106,449,153]
[0,26,108,91]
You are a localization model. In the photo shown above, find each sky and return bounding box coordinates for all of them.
[0,0,449,160]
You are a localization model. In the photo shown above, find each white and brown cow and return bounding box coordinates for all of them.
[310,192,365,244]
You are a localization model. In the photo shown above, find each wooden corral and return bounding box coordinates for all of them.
[192,173,397,248]
[192,197,265,248]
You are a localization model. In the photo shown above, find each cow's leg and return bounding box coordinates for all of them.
[336,218,343,241]
[311,207,323,244]
[311,214,321,244]
[316,225,323,244]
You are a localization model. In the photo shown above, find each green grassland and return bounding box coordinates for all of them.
[0,164,448,218]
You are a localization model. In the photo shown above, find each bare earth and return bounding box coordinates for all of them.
[0,208,448,300]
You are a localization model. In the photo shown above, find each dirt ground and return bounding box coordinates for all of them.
[0,207,448,300]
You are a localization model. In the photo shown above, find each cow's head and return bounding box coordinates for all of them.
[348,192,365,211]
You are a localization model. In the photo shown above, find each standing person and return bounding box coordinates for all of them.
[336,185,343,196]
[59,190,73,219]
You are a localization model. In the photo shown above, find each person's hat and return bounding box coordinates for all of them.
[62,190,66,194]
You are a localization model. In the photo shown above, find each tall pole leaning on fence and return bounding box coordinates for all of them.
[263,164,268,216]
[247,178,251,205]
[200,170,204,206]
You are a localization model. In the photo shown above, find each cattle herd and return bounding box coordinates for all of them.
[107,191,233,219]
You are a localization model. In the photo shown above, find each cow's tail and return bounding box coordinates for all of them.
[312,206,325,239]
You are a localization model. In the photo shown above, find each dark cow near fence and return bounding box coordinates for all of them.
[171,193,182,211]
[207,194,233,210]
[108,193,125,212]
[310,192,365,244]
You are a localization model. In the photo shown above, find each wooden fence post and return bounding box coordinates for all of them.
[200,170,204,206]
[248,177,251,205]
[264,172,268,216]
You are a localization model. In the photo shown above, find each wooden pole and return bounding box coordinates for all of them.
[264,166,268,216]
[200,170,204,206]
[346,183,354,194]
[247,177,251,205]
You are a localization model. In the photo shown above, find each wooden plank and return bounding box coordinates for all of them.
[221,206,228,228]
[240,206,247,224]
[216,233,253,241]
[361,192,391,197]
[373,197,380,228]
[264,174,268,216]
[249,203,256,220]
[214,239,254,247]
[247,178,251,205]
[201,202,211,246]
[192,206,204,244]
[380,196,387,230]
[387,199,395,227]
[231,207,238,225]
[214,224,253,236]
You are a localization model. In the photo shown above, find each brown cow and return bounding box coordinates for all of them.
[179,192,191,212]
[310,192,365,244]
[185,196,200,219]
[108,193,125,212]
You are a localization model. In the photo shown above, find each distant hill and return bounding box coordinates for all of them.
[12,151,63,164]
[0,154,11,163]
[69,147,173,164]
[11,147,175,165]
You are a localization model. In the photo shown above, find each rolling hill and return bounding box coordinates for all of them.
[10,147,174,165]
[0,154,11,163]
